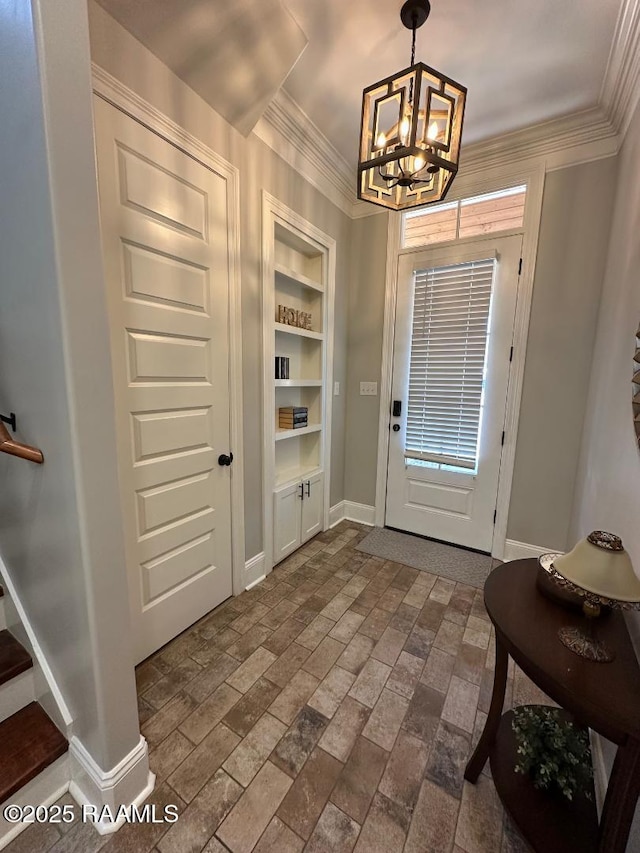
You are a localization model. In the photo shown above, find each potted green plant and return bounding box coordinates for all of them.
[512,706,594,801]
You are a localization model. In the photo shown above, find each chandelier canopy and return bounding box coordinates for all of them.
[357,0,466,211]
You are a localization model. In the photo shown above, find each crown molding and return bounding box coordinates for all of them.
[600,0,640,138]
[459,106,619,177]
[256,96,620,220]
[255,1,640,219]
[253,88,357,218]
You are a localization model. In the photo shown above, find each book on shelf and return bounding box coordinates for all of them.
[279,415,308,425]
[278,406,308,430]
[279,420,308,430]
[275,356,290,379]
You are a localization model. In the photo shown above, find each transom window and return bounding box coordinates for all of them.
[403,185,526,249]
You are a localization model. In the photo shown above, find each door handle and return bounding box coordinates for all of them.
[305,480,311,497]
[218,452,233,466]
[392,400,402,417]
[299,482,304,500]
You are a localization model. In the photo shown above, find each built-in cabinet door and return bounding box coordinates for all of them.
[274,481,303,562]
[301,472,323,543]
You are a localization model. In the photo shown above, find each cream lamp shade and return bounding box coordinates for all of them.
[553,531,640,605]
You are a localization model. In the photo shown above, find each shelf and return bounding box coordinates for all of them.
[489,708,598,853]
[275,323,324,341]
[275,379,322,388]
[275,464,322,489]
[275,424,323,441]
[275,262,323,293]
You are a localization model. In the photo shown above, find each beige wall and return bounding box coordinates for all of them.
[343,160,618,553]
[88,2,350,561]
[0,0,141,771]
[344,212,389,507]
[508,158,618,550]
[571,98,640,569]
[570,98,640,850]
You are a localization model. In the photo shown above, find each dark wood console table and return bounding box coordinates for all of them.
[465,559,640,853]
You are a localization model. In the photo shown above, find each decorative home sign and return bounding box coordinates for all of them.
[277,305,313,330]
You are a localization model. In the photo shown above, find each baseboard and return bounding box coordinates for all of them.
[0,754,69,850]
[343,501,376,526]
[244,552,266,589]
[503,539,557,562]
[329,502,345,528]
[69,735,154,835]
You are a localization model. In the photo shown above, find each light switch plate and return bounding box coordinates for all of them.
[334,381,340,396]
[360,381,378,396]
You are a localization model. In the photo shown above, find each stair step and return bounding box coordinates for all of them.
[0,703,68,804]
[0,630,32,686]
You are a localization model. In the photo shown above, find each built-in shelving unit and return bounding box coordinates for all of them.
[274,379,323,388]
[274,324,324,341]
[275,262,324,293]
[263,193,335,568]
[275,423,323,441]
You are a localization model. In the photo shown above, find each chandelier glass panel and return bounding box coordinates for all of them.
[358,1,466,211]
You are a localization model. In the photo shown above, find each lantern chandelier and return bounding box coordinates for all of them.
[357,0,467,211]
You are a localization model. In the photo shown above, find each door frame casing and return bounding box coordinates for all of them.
[92,65,246,596]
[375,164,545,559]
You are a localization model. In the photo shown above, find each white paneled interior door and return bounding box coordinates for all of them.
[386,236,522,553]
[94,97,234,662]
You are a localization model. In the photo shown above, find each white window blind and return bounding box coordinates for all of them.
[405,258,496,470]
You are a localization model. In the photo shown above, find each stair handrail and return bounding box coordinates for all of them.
[0,414,44,464]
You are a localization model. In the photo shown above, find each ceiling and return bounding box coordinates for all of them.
[96,0,623,165]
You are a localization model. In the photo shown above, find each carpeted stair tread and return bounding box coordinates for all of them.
[0,703,68,804]
[0,630,32,686]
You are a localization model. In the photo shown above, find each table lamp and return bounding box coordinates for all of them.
[541,531,640,663]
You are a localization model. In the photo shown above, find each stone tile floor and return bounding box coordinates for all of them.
[8,522,555,853]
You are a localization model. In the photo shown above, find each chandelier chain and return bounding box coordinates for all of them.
[410,14,417,66]
[408,12,417,104]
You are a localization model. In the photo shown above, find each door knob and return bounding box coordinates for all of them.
[392,424,401,432]
[218,452,233,466]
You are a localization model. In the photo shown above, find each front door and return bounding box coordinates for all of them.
[385,235,522,552]
[94,97,234,662]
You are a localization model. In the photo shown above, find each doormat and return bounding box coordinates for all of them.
[356,527,495,589]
